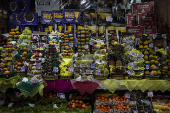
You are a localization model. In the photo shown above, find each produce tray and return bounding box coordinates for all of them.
[94,74,108,80]
[161,76,170,80]
[110,75,125,80]
[129,76,143,80]
[43,75,59,80]
[60,75,73,79]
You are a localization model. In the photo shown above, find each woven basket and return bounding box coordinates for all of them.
[60,75,73,79]
[110,75,125,80]
[43,76,59,80]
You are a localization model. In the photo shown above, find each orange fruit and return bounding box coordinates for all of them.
[5,71,10,74]
[22,57,26,61]
[23,47,27,51]
[23,52,27,55]
[14,65,17,68]
[17,62,21,65]
[17,66,21,69]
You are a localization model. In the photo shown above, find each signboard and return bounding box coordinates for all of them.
[127,14,136,27]
[53,11,63,23]
[41,11,52,24]
[132,2,154,14]
[145,27,157,34]
[35,0,60,16]
[127,27,145,38]
[138,14,156,26]
[64,10,81,24]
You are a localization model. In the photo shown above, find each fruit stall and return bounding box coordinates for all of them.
[1,0,170,113]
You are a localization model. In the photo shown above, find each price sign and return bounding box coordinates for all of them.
[69,66,74,72]
[149,43,153,48]
[153,34,157,39]
[84,44,89,49]
[162,34,167,39]
[125,93,130,99]
[127,70,132,75]
[20,67,25,72]
[90,41,94,45]
[17,39,21,44]
[36,63,41,68]
[91,64,96,69]
[69,43,73,47]
[96,68,100,73]
[148,92,153,97]
[27,46,31,50]
[13,50,18,56]
[53,67,59,72]
[59,93,65,99]
[106,16,113,22]
[155,47,158,52]
[145,65,150,69]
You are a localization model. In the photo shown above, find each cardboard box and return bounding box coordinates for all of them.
[19,0,30,12]
[20,12,38,25]
[138,14,156,26]
[8,0,20,13]
[126,14,136,26]
[145,27,157,34]
[132,2,154,14]
[127,26,145,38]
[13,13,20,26]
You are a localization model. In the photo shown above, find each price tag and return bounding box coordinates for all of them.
[20,67,25,72]
[13,50,18,56]
[36,63,41,68]
[90,41,94,45]
[69,43,73,47]
[22,77,28,82]
[69,66,74,72]
[28,103,35,107]
[27,46,31,50]
[53,67,59,72]
[59,93,65,99]
[54,104,58,108]
[149,43,153,48]
[127,70,132,75]
[153,34,157,39]
[91,64,96,69]
[97,41,100,45]
[135,38,140,45]
[86,70,92,74]
[69,94,72,99]
[148,92,153,97]
[84,44,89,49]
[96,68,100,73]
[106,16,113,22]
[124,93,130,99]
[8,103,13,108]
[76,76,82,81]
[165,47,169,51]
[155,47,158,52]
[145,65,150,70]
[162,34,167,39]
[17,39,21,44]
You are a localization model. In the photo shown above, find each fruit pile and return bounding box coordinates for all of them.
[22,27,32,35]
[111,95,127,102]
[44,44,59,76]
[42,92,59,99]
[72,93,90,99]
[67,100,89,110]
[0,43,15,73]
[113,104,130,111]
[14,47,32,73]
[18,34,32,49]
[77,27,90,52]
[95,94,111,102]
[95,105,111,111]
[61,47,73,58]
[60,31,74,53]
[8,28,20,42]
[153,100,170,112]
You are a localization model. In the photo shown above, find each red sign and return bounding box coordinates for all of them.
[132,2,154,14]
[138,14,156,26]
[145,27,157,34]
[127,27,145,38]
[127,14,136,27]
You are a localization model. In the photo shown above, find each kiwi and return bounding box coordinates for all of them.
[104,68,109,74]
[98,64,104,69]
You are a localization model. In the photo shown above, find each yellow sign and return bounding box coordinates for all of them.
[65,12,74,18]
[54,13,63,19]
[114,27,126,32]
[43,13,52,19]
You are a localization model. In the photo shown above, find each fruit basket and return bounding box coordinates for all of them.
[60,75,73,79]
[43,75,59,80]
[110,75,125,79]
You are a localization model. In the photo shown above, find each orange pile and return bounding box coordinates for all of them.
[95,94,111,101]
[111,95,126,101]
[113,103,129,111]
[95,105,111,111]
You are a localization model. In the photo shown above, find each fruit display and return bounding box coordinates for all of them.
[44,44,59,78]
[60,31,74,53]
[28,51,44,76]
[77,27,90,53]
[7,28,20,43]
[61,46,73,58]
[22,27,32,35]
[71,92,90,100]
[139,35,160,79]
[67,100,89,110]
[153,100,170,112]
[109,35,127,78]
[14,47,32,73]
[74,53,93,78]
[0,43,16,73]
[42,92,59,99]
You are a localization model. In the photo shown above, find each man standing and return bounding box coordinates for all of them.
[117,0,131,9]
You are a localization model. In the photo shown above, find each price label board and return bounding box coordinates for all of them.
[53,67,59,72]
[69,43,73,47]
[125,93,130,99]
[20,67,25,72]
[91,64,96,69]
[148,92,153,97]
[69,66,74,72]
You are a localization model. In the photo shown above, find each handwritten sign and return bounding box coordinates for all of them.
[41,11,52,24]
[53,67,59,72]
[125,93,130,99]
[64,10,81,24]
[53,11,63,23]
[69,66,74,72]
